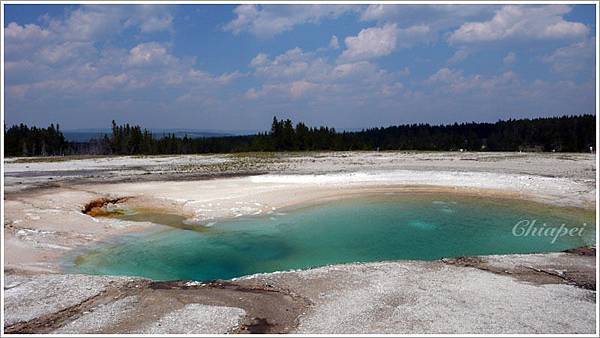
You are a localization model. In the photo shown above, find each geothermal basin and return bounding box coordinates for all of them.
[3,152,597,334]
[68,192,595,281]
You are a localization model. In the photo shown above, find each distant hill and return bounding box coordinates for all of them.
[62,130,108,142]
[150,130,235,139]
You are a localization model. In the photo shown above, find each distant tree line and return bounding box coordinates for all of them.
[4,114,596,157]
[4,123,69,156]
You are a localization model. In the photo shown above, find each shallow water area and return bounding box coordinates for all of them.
[66,192,596,281]
[104,208,209,232]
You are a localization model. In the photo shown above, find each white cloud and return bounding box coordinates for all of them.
[55,5,125,41]
[290,80,320,98]
[4,5,175,61]
[26,5,173,43]
[448,48,470,64]
[359,4,497,46]
[245,47,401,102]
[395,24,431,48]
[4,3,241,102]
[128,5,173,33]
[340,23,398,61]
[360,4,494,23]
[427,67,519,93]
[7,38,235,101]
[245,81,321,100]
[503,52,517,65]
[127,42,176,66]
[338,23,432,62]
[4,22,55,58]
[216,71,244,85]
[38,41,97,65]
[5,22,50,40]
[449,5,589,44]
[93,73,129,90]
[250,53,269,67]
[331,61,379,79]
[543,38,596,75]
[224,4,360,38]
[360,4,390,22]
[6,4,595,130]
[329,35,340,49]
[381,82,404,96]
[223,5,260,34]
[427,67,463,84]
[249,48,331,82]
[244,88,260,100]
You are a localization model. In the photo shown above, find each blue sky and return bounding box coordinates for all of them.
[3,3,597,131]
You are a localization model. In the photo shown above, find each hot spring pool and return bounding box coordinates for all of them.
[65,193,595,281]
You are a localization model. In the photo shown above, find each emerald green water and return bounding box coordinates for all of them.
[65,193,595,281]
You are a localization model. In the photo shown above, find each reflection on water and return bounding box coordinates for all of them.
[66,193,596,281]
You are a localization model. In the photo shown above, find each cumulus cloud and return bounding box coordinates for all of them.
[359,4,391,21]
[248,47,347,85]
[332,61,376,78]
[93,73,129,90]
[40,41,97,65]
[360,4,496,45]
[245,47,401,102]
[216,71,244,85]
[543,38,596,75]
[503,52,517,65]
[5,5,174,60]
[449,5,589,44]
[360,4,494,23]
[5,22,50,40]
[447,48,470,64]
[290,80,320,98]
[338,23,432,62]
[427,67,519,93]
[381,82,404,96]
[128,5,173,33]
[223,4,360,38]
[33,5,174,42]
[127,42,176,66]
[329,35,340,49]
[395,24,431,48]
[339,23,398,61]
[4,22,55,58]
[5,4,596,130]
[250,53,269,67]
[4,6,234,101]
[426,67,463,84]
[249,47,390,85]
[245,80,321,100]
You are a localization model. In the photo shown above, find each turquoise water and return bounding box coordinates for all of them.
[65,193,595,281]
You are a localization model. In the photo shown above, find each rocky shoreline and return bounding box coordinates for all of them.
[4,249,596,334]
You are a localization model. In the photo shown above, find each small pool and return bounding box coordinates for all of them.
[65,192,595,281]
